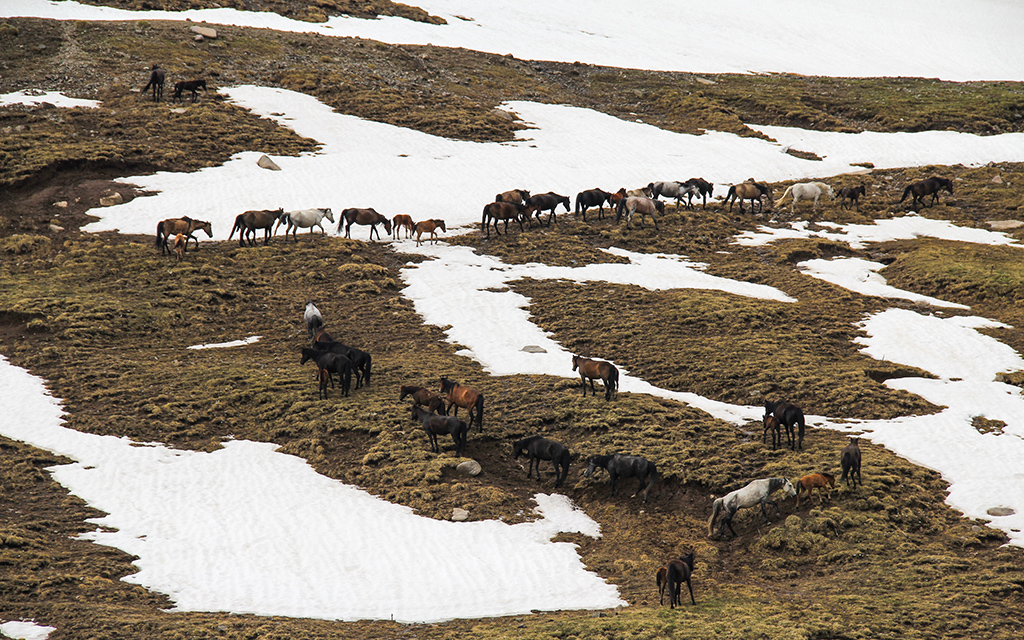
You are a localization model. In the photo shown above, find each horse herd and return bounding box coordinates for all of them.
[141,64,207,103]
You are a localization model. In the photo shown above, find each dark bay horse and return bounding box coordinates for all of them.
[411,405,467,456]
[482,201,527,238]
[838,185,866,210]
[665,552,696,607]
[683,177,714,209]
[899,176,953,209]
[341,207,392,241]
[172,79,207,103]
[708,477,796,539]
[155,216,213,254]
[841,437,862,488]
[584,453,658,502]
[513,435,570,487]
[496,188,530,206]
[575,188,612,221]
[764,400,805,450]
[228,208,284,246]
[762,414,783,450]
[439,376,484,431]
[300,347,353,397]
[400,385,448,415]
[313,339,371,388]
[524,192,570,226]
[572,354,618,400]
[415,219,446,246]
[142,64,165,101]
[724,181,773,213]
[616,196,663,229]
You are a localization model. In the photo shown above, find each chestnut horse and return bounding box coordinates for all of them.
[391,214,415,239]
[440,376,484,431]
[172,233,186,262]
[155,216,213,254]
[796,472,835,507]
[762,414,783,450]
[572,354,618,401]
[400,384,448,415]
[228,208,284,246]
[340,207,392,241]
[724,181,773,213]
[415,219,446,246]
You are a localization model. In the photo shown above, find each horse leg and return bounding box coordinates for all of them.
[686,578,695,605]
[579,374,588,396]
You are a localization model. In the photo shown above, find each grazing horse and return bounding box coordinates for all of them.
[584,453,658,502]
[495,189,530,206]
[708,477,796,539]
[513,435,570,487]
[840,437,862,488]
[762,414,783,450]
[608,188,627,210]
[764,400,805,450]
[439,376,484,431]
[575,188,612,221]
[411,405,467,456]
[171,233,187,262]
[776,182,835,213]
[304,301,323,340]
[683,177,714,209]
[340,207,392,241]
[172,79,207,103]
[616,196,663,230]
[648,180,697,209]
[228,208,284,246]
[838,185,866,210]
[142,64,165,101]
[415,219,446,246]
[899,176,953,209]
[626,186,653,198]
[796,472,835,507]
[524,192,571,227]
[278,208,334,242]
[665,552,696,608]
[317,367,333,400]
[400,385,448,415]
[572,354,618,401]
[300,347,353,397]
[155,216,213,254]
[724,181,773,213]
[391,214,415,239]
[482,201,527,238]
[313,339,371,388]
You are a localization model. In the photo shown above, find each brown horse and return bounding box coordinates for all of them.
[172,79,207,103]
[341,207,392,241]
[317,367,333,399]
[609,188,627,210]
[762,414,783,450]
[229,208,284,246]
[899,176,953,209]
[615,196,663,230]
[411,405,467,456]
[524,192,570,227]
[400,384,448,415]
[796,472,835,507]
[665,552,696,607]
[724,181,773,213]
[495,188,530,206]
[415,219,446,246]
[439,376,484,431]
[155,216,213,254]
[841,437,862,489]
[482,201,527,238]
[142,64,165,101]
[392,214,415,239]
[572,354,618,401]
[656,566,668,604]
[172,233,187,262]
[838,185,866,210]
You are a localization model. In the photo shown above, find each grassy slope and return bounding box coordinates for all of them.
[2,10,1024,640]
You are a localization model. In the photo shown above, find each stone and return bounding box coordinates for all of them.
[988,220,1024,230]
[521,345,546,353]
[451,508,469,522]
[257,155,281,171]
[99,191,123,207]
[987,506,1016,517]
[191,26,218,39]
[48,224,64,233]
[456,459,482,477]
[53,201,68,208]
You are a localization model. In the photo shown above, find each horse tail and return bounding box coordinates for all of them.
[363,353,372,386]
[475,394,484,431]
[228,214,242,240]
[154,220,165,247]
[609,365,619,398]
[708,498,723,536]
[616,197,626,222]
[898,185,913,203]
[778,185,794,204]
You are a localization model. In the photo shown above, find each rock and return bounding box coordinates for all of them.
[48,224,64,233]
[987,506,1016,517]
[456,459,482,477]
[521,345,546,353]
[992,174,1004,184]
[53,201,68,208]
[99,191,123,207]
[257,155,281,171]
[451,508,469,522]
[191,26,218,39]
[987,220,1024,230]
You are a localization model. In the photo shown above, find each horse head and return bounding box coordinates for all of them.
[781,478,797,498]
[583,456,599,477]
[320,208,335,223]
[571,355,580,371]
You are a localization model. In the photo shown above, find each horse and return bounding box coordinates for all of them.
[391,214,415,239]
[300,347,353,397]
[171,233,186,262]
[524,192,570,227]
[615,196,663,230]
[840,437,862,489]
[665,552,696,608]
[313,340,371,388]
[312,327,335,344]
[764,400,805,450]
[575,188,612,221]
[837,185,866,210]
[762,414,783,450]
[228,208,284,246]
[142,64,165,102]
[683,177,714,209]
[415,219,446,246]
[155,216,213,254]
[317,367,333,399]
[304,302,323,340]
[512,435,570,487]
[608,188,626,209]
[899,176,953,209]
[776,182,835,213]
[796,472,835,507]
[708,477,796,539]
[482,201,527,238]
[583,453,658,502]
[572,354,618,401]
[411,405,467,456]
[341,207,392,241]
[495,189,530,206]
[439,376,484,431]
[626,187,652,198]
[172,79,207,103]
[656,566,668,604]
[278,208,334,242]
[399,385,448,415]
[648,181,698,209]
[724,181,773,213]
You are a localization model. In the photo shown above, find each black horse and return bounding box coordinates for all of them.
[172,79,207,103]
[683,177,714,210]
[300,347,353,397]
[524,192,571,227]
[142,64,165,102]
[898,176,953,209]
[411,405,467,456]
[583,453,658,502]
[841,437,862,488]
[313,339,371,388]
[513,435,570,487]
[575,188,612,221]
[764,400,805,450]
[665,552,696,608]
[838,185,866,210]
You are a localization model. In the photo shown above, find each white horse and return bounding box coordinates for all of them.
[616,196,664,230]
[303,301,322,340]
[277,207,334,242]
[708,477,796,538]
[648,180,698,209]
[776,182,835,212]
